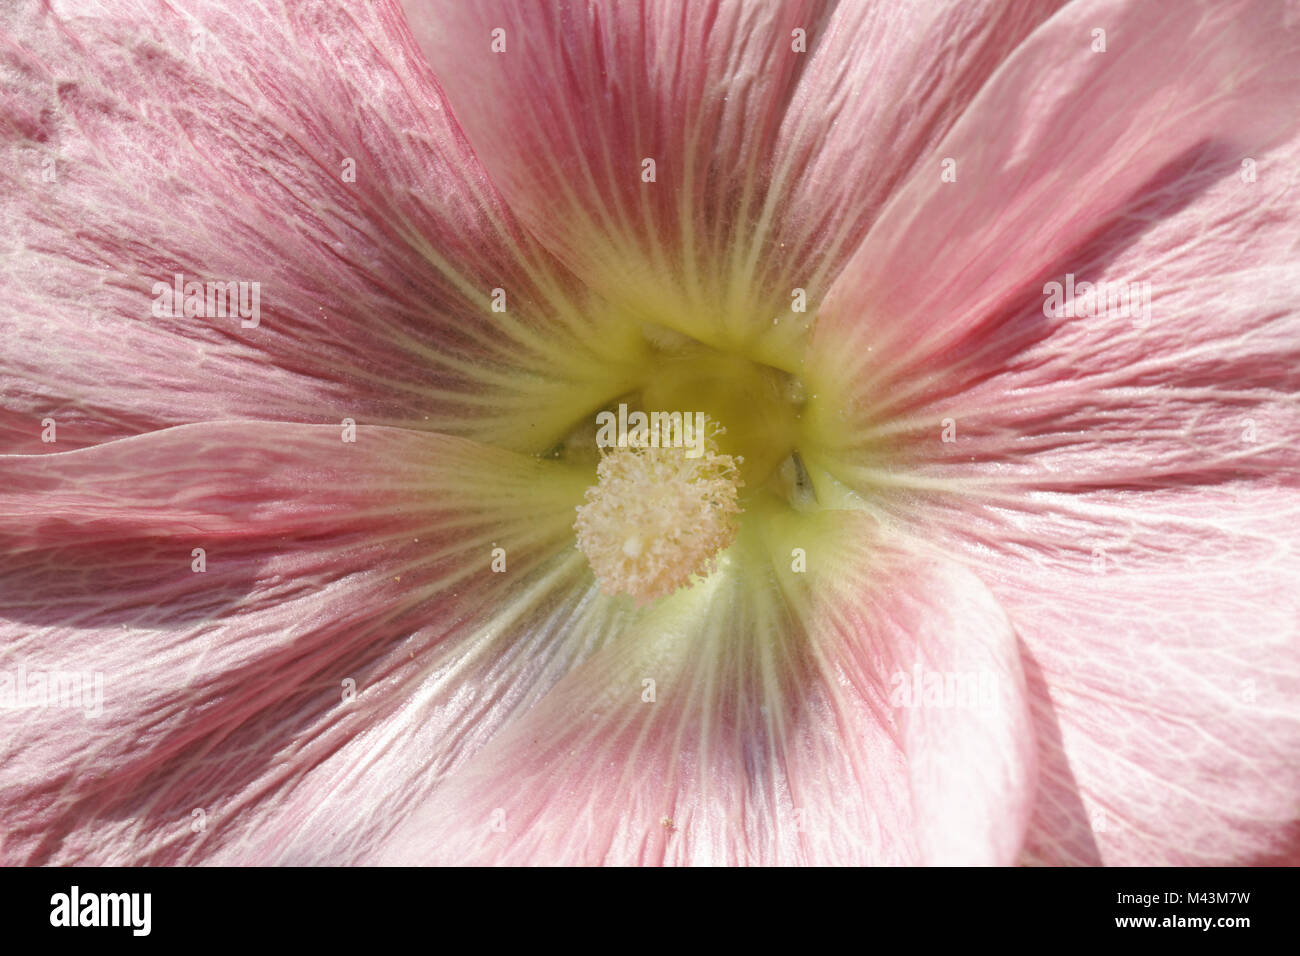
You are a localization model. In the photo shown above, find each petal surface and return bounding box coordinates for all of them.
[799,0,1300,863]
[373,509,1035,865]
[0,422,616,864]
[806,0,1300,431]
[0,0,641,454]
[932,487,1300,866]
[401,0,1064,366]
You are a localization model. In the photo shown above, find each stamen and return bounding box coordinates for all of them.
[574,420,742,604]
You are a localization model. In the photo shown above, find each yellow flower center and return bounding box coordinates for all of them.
[565,326,819,603]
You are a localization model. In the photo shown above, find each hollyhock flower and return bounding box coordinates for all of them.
[1,0,1297,866]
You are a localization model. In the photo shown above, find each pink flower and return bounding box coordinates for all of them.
[1,0,1297,865]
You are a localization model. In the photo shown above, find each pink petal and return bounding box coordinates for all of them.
[372,514,1034,865]
[807,0,1300,421]
[874,121,1300,490]
[800,1,1300,863]
[0,0,638,454]
[896,266,1300,864]
[931,486,1300,865]
[400,0,1063,365]
[0,422,603,864]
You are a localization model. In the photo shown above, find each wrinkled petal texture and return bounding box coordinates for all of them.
[0,421,622,864]
[402,0,1067,368]
[0,0,644,455]
[0,0,639,864]
[0,0,1061,867]
[809,0,1300,864]
[374,512,1035,866]
[3,0,1297,868]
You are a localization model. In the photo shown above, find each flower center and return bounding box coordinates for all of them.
[574,418,741,604]
[565,326,813,603]
[636,333,803,491]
